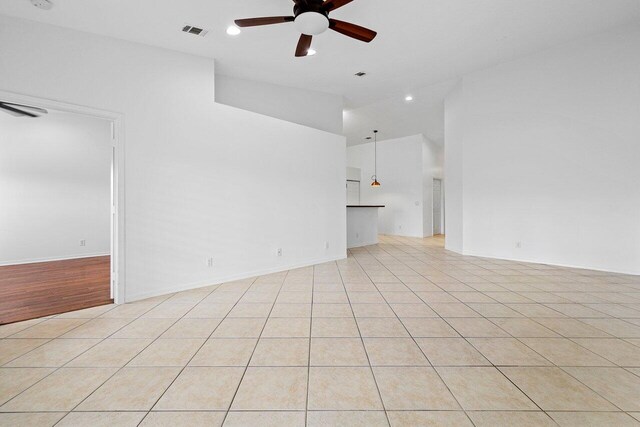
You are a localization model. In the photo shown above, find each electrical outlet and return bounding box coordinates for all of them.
[516,241,522,249]
[80,239,86,247]
[207,257,214,267]
[325,241,330,249]
[399,225,403,230]
[277,248,283,257]
[355,233,359,239]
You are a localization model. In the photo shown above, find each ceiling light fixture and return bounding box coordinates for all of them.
[371,130,381,187]
[307,48,317,56]
[294,11,329,36]
[405,95,414,102]
[226,25,241,36]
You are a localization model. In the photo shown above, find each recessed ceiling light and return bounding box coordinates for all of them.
[307,48,317,56]
[405,95,414,102]
[226,25,241,36]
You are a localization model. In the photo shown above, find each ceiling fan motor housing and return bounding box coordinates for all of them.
[294,0,330,35]
[234,0,377,57]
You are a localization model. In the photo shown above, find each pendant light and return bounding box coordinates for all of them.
[371,130,381,187]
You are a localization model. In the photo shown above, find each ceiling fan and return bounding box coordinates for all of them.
[235,0,377,57]
[0,101,48,118]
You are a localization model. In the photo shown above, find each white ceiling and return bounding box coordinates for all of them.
[2,0,639,144]
[344,78,458,146]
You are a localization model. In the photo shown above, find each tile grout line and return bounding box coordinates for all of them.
[304,264,314,427]
[373,241,567,420]
[133,283,239,426]
[54,291,209,426]
[364,238,635,418]
[359,241,552,420]
[1,296,174,418]
[336,252,392,427]
[133,278,258,426]
[371,241,566,423]
[349,246,477,426]
[218,270,289,426]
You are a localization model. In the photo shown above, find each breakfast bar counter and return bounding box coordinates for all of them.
[347,205,385,249]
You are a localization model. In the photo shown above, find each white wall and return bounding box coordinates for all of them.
[215,74,344,135]
[0,16,347,301]
[346,167,361,182]
[445,25,640,275]
[422,137,442,237]
[347,134,442,238]
[444,83,464,252]
[0,112,111,265]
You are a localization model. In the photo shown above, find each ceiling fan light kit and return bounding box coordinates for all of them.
[235,0,377,57]
[294,11,329,36]
[226,25,241,36]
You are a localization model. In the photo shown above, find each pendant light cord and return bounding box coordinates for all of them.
[373,131,378,181]
[373,130,378,180]
[371,130,380,186]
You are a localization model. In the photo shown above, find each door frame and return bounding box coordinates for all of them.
[0,90,126,304]
[433,178,443,235]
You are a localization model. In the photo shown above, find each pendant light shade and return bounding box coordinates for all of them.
[371,130,380,187]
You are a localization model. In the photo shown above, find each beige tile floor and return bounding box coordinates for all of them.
[1,235,640,426]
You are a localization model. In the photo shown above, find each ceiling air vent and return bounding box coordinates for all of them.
[31,0,53,10]
[354,72,367,77]
[182,25,208,37]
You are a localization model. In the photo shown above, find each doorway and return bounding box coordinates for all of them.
[0,94,123,324]
[433,178,443,235]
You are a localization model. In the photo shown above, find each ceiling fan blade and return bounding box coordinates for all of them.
[295,34,313,57]
[329,19,377,42]
[0,103,39,118]
[323,0,354,12]
[2,102,48,115]
[234,16,295,28]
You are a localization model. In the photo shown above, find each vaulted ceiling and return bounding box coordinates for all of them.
[2,0,639,144]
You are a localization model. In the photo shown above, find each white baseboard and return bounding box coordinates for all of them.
[347,240,379,249]
[125,252,348,303]
[0,253,110,267]
[460,249,640,277]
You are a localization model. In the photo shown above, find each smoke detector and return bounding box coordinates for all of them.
[31,0,53,10]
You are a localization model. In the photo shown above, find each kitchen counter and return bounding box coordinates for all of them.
[346,205,384,249]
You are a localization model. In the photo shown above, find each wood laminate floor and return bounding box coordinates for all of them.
[0,256,112,325]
